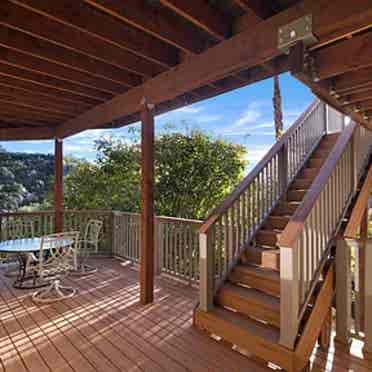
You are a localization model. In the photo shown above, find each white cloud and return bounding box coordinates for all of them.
[197,114,222,123]
[175,105,204,114]
[234,108,261,127]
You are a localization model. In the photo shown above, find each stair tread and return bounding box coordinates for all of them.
[210,307,280,343]
[233,263,280,282]
[221,283,280,312]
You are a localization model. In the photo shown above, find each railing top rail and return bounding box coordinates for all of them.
[278,121,357,249]
[200,99,321,234]
[0,210,55,218]
[156,215,203,225]
[344,164,372,239]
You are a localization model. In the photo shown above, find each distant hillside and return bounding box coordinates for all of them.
[0,148,54,211]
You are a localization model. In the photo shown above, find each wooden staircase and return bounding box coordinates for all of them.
[194,134,339,371]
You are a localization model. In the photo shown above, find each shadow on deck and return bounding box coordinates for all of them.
[0,258,369,371]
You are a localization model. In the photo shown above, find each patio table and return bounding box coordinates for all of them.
[0,238,73,289]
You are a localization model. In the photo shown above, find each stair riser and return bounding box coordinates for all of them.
[264,216,289,230]
[291,178,313,190]
[229,272,280,297]
[255,232,280,247]
[194,309,293,371]
[217,291,280,327]
[287,190,306,202]
[243,248,280,271]
[272,203,299,216]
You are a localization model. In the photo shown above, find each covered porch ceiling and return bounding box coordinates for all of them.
[0,0,372,141]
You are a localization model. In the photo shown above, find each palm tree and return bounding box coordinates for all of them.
[273,75,283,140]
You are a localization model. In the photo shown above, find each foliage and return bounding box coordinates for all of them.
[64,129,246,220]
[0,150,54,212]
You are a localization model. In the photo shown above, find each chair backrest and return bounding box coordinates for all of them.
[6,219,34,240]
[84,220,103,252]
[38,231,79,276]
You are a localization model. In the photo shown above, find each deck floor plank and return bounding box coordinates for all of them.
[0,258,370,372]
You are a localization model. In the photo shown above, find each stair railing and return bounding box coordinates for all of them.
[277,122,372,349]
[199,100,327,311]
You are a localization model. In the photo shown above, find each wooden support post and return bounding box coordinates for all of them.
[364,238,372,359]
[335,238,352,350]
[54,138,63,233]
[279,245,299,349]
[140,99,155,305]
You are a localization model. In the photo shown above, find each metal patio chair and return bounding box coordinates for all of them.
[72,219,103,276]
[32,231,79,303]
[1,220,35,277]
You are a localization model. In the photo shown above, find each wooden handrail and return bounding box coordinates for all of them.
[200,99,320,234]
[278,121,357,248]
[344,164,372,239]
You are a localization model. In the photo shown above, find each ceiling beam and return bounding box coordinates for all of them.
[0,1,164,78]
[85,0,209,54]
[314,31,372,80]
[55,0,372,138]
[0,47,128,95]
[0,63,114,102]
[0,90,84,116]
[289,43,372,129]
[342,89,372,106]
[330,66,372,94]
[0,27,141,87]
[158,0,230,41]
[0,100,73,120]
[231,0,278,19]
[0,76,101,107]
[9,0,177,68]
[0,125,55,140]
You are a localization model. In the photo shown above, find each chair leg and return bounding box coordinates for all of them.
[32,279,76,303]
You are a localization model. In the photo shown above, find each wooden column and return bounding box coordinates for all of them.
[54,138,63,233]
[140,99,155,305]
[335,238,352,349]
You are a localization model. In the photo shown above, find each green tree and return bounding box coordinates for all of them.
[64,129,246,220]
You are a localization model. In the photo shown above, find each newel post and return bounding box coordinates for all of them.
[335,238,352,349]
[279,244,300,349]
[199,231,214,311]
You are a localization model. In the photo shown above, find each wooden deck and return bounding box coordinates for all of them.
[0,258,370,372]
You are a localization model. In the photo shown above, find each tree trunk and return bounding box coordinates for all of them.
[273,75,283,140]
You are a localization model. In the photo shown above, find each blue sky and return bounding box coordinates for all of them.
[1,73,314,172]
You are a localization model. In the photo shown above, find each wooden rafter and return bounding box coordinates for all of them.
[0,125,55,140]
[0,64,113,101]
[84,0,209,54]
[0,75,101,106]
[330,66,372,94]
[158,0,230,41]
[56,0,372,138]
[0,1,165,78]
[232,0,279,19]
[0,27,141,87]
[314,32,372,81]
[9,0,178,68]
[0,47,128,95]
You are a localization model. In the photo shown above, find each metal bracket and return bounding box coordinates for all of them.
[278,15,318,54]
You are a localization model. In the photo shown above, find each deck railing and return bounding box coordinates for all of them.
[198,100,327,311]
[278,122,372,348]
[0,209,201,283]
[111,212,201,283]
